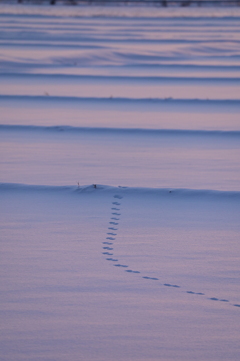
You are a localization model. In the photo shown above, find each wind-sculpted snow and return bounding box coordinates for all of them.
[1,3,240,18]
[2,73,240,99]
[1,95,240,105]
[1,182,240,200]
[2,74,240,82]
[1,6,240,78]
[1,124,240,138]
[1,3,240,360]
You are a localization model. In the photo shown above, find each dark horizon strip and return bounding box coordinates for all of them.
[22,0,240,5]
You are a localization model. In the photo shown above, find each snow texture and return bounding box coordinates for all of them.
[0,3,240,361]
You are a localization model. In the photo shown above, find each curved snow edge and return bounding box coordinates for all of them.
[1,182,240,200]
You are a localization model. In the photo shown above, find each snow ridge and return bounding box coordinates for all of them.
[1,124,240,138]
[1,182,240,199]
[1,95,240,106]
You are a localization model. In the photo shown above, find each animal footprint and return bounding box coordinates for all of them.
[114,195,123,199]
[114,264,128,268]
[187,291,204,295]
[112,202,121,206]
[143,276,159,281]
[164,283,180,288]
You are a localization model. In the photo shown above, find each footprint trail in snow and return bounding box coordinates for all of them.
[102,193,240,309]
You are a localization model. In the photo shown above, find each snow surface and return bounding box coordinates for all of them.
[0,3,240,361]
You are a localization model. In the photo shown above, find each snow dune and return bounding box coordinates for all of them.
[2,181,240,198]
[2,77,240,99]
[2,123,240,136]
[1,122,240,190]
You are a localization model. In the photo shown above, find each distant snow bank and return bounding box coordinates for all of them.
[1,95,240,107]
[1,182,240,200]
[1,3,240,18]
[1,124,240,138]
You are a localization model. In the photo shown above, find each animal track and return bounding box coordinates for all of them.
[114,264,128,268]
[208,297,229,303]
[112,202,121,206]
[164,283,180,288]
[102,194,239,309]
[187,291,204,295]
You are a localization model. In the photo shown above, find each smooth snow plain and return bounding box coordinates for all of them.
[0,3,240,361]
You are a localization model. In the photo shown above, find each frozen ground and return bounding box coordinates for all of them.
[0,3,240,361]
